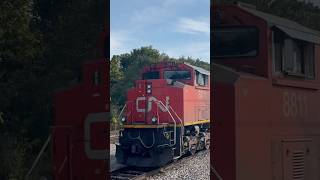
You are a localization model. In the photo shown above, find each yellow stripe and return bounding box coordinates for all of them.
[184,119,210,126]
[123,119,210,129]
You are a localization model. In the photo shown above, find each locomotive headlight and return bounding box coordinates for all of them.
[151,117,157,123]
[147,84,152,94]
[121,117,126,122]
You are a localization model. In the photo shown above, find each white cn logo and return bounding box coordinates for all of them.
[136,96,170,112]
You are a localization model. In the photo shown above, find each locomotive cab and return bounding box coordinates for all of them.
[212,3,320,180]
[213,2,320,81]
[116,62,210,167]
[50,26,110,180]
[141,62,209,87]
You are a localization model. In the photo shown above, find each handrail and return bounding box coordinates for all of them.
[169,105,184,135]
[168,105,184,160]
[25,134,52,180]
[211,164,223,180]
[155,100,177,147]
[154,100,185,159]
[117,104,126,122]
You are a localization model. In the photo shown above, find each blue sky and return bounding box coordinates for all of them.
[111,0,210,62]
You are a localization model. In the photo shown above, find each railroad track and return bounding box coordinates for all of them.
[110,150,207,180]
[111,167,159,180]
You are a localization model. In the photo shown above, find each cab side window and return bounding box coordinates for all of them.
[273,30,315,79]
[196,71,208,86]
[143,71,160,80]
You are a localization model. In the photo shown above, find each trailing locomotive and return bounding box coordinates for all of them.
[115,62,210,167]
[212,2,320,180]
[50,29,109,180]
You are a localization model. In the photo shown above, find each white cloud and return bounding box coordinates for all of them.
[164,41,210,62]
[176,17,210,35]
[130,5,171,25]
[110,33,122,52]
[130,0,206,27]
[162,0,203,7]
[110,0,210,60]
[110,31,132,57]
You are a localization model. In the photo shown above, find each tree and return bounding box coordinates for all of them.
[0,0,105,179]
[217,0,320,31]
[110,56,124,85]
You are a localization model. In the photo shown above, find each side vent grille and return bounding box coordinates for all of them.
[292,150,305,180]
[281,138,312,180]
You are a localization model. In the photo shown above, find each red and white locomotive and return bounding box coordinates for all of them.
[116,62,210,167]
[51,30,109,180]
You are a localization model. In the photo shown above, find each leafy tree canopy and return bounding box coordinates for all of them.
[217,0,320,31]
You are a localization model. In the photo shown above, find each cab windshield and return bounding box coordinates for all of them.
[164,70,191,80]
[213,27,258,58]
[143,71,160,79]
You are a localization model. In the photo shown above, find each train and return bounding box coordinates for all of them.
[115,62,210,167]
[211,2,320,180]
[49,30,110,179]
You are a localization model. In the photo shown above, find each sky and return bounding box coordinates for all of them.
[110,0,210,62]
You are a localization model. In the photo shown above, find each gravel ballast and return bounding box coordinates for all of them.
[147,150,210,180]
[110,143,210,180]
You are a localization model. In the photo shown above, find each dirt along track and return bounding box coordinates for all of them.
[110,131,125,172]
[110,130,119,144]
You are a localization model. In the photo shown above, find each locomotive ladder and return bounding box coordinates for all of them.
[169,104,184,159]
[25,134,52,180]
[117,104,126,122]
[155,100,184,159]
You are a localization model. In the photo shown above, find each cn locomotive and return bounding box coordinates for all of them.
[115,62,210,167]
[212,2,320,180]
[51,29,109,180]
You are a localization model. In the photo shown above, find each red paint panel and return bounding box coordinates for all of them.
[53,60,109,180]
[212,83,236,180]
[91,122,108,149]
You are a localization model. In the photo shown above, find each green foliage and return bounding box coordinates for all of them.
[0,136,31,180]
[0,0,41,64]
[110,56,124,85]
[219,0,320,31]
[0,0,103,179]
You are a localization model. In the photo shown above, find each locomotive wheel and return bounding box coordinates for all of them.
[189,144,197,155]
[205,139,210,150]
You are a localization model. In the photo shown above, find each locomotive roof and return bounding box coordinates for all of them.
[184,63,210,75]
[236,3,320,44]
